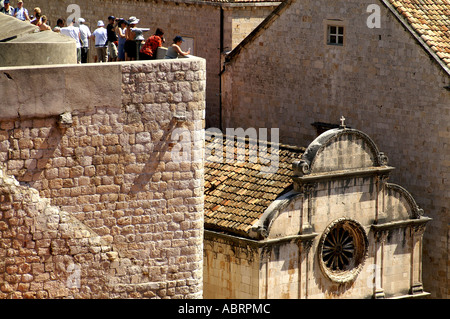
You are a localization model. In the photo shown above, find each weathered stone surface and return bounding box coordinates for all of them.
[0,14,77,67]
[0,63,122,120]
[0,58,206,299]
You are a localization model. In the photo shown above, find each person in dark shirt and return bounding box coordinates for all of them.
[106,15,118,61]
[0,0,14,16]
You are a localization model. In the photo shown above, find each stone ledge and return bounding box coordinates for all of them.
[0,58,205,121]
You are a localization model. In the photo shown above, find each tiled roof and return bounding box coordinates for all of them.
[385,0,450,72]
[204,130,305,237]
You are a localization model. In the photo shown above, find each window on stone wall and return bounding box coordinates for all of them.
[318,218,368,283]
[327,25,344,45]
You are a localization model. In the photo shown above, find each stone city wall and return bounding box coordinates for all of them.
[0,58,206,298]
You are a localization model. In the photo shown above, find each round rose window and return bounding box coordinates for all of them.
[318,218,368,283]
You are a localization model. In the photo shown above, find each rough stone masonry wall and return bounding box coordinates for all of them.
[203,233,260,299]
[0,58,206,298]
[0,167,117,298]
[222,0,450,298]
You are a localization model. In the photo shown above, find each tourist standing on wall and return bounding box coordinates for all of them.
[30,7,42,26]
[39,15,51,31]
[53,18,65,33]
[60,19,82,64]
[78,18,91,63]
[117,19,127,61]
[106,16,119,62]
[139,28,165,60]
[13,1,29,21]
[165,36,190,59]
[91,20,108,63]
[0,0,14,16]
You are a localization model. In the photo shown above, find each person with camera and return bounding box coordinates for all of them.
[165,36,190,59]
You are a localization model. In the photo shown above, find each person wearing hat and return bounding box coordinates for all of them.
[124,16,139,61]
[165,36,190,59]
[91,20,108,63]
[13,0,29,21]
[0,0,14,16]
[78,18,91,63]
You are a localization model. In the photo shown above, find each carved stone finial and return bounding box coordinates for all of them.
[292,160,310,177]
[377,152,389,165]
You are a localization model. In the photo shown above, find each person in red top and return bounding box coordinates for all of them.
[139,28,165,60]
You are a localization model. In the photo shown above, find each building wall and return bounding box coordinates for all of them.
[222,5,278,51]
[0,167,118,298]
[221,0,449,298]
[203,233,260,299]
[0,13,77,67]
[259,241,304,299]
[0,58,206,298]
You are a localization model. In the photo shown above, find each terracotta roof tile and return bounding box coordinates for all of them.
[204,130,305,237]
[386,0,450,71]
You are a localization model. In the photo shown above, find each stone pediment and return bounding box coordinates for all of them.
[292,127,391,181]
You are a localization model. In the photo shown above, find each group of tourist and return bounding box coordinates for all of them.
[1,0,51,31]
[90,15,191,63]
[1,0,192,63]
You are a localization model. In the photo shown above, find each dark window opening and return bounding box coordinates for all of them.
[327,25,344,46]
[312,122,350,136]
[322,227,355,271]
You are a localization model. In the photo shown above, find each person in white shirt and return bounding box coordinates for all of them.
[60,19,82,64]
[78,18,91,63]
[91,20,108,63]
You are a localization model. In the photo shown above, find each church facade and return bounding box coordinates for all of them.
[203,124,431,298]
